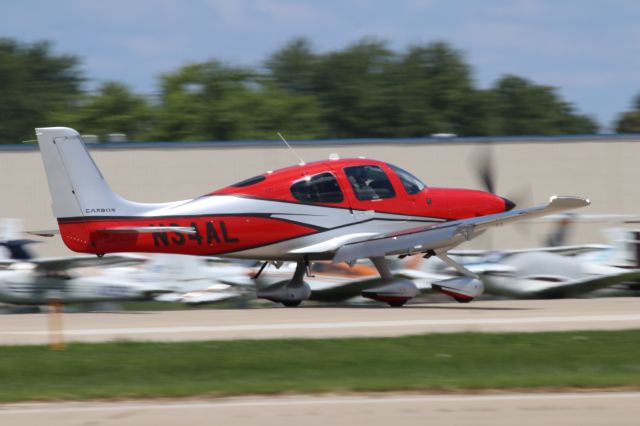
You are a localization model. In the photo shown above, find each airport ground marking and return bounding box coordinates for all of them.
[3,314,640,337]
[2,392,640,415]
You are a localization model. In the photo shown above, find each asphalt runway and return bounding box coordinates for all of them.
[1,297,640,345]
[2,392,640,426]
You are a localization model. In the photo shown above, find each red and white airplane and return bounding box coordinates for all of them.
[35,127,590,307]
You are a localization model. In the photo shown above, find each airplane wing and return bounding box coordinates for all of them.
[26,229,59,237]
[179,291,241,305]
[533,270,640,298]
[449,244,609,258]
[484,269,640,299]
[0,260,15,270]
[308,277,384,302]
[332,196,590,264]
[31,254,147,272]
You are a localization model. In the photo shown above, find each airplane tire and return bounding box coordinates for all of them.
[388,300,406,307]
[455,297,472,303]
[282,300,302,307]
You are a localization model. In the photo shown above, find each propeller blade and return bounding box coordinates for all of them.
[507,183,533,235]
[473,146,495,194]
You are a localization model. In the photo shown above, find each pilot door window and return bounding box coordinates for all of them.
[290,172,344,203]
[387,163,426,195]
[344,165,396,201]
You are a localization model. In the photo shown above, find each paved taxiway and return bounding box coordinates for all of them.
[1,297,640,345]
[2,392,640,426]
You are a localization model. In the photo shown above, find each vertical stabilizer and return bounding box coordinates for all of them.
[35,127,157,219]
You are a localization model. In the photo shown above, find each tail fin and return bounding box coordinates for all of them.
[0,218,37,260]
[544,213,575,247]
[0,240,38,260]
[603,228,640,268]
[35,127,153,219]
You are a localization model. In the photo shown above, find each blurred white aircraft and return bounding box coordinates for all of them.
[107,254,254,305]
[426,225,639,299]
[468,251,640,299]
[0,252,253,307]
[0,218,157,305]
[0,218,253,307]
[0,255,161,305]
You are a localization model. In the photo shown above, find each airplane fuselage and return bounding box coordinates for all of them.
[56,158,510,260]
[0,269,155,305]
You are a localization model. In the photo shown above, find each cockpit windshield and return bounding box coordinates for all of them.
[387,163,426,195]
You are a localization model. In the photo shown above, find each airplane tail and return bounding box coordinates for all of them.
[0,218,37,260]
[35,127,188,254]
[0,240,38,260]
[603,228,640,269]
[35,127,158,219]
[544,213,575,247]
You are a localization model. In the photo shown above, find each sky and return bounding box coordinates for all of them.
[2,0,639,131]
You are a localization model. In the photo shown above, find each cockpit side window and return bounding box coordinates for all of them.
[230,175,266,187]
[387,163,426,195]
[290,172,344,203]
[344,165,396,201]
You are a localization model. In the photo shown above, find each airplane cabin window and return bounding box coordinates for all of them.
[290,172,344,203]
[387,163,426,195]
[230,175,266,187]
[344,165,396,201]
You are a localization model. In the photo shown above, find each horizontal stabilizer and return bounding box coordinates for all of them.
[97,226,197,235]
[26,229,59,237]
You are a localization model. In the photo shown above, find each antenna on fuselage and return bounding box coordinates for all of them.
[277,132,305,166]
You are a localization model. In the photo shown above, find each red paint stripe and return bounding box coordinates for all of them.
[57,216,318,256]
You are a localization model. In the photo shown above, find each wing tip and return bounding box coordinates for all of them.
[549,195,591,209]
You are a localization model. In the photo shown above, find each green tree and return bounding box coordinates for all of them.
[0,39,82,144]
[55,81,154,141]
[490,75,597,135]
[265,38,318,94]
[395,41,478,136]
[153,61,324,141]
[266,40,501,137]
[615,93,640,133]
[616,111,640,133]
[310,38,399,137]
[0,36,602,143]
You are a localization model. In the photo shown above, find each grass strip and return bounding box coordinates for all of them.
[0,329,639,401]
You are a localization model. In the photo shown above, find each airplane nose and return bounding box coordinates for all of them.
[501,197,516,211]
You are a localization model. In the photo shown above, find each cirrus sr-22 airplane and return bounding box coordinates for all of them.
[34,127,590,307]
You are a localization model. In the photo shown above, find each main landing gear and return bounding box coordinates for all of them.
[257,256,421,308]
[360,257,419,307]
[256,258,311,307]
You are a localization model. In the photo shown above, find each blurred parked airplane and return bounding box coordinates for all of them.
[469,251,640,299]
[0,219,252,307]
[423,223,640,299]
[0,253,161,306]
[110,254,254,305]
